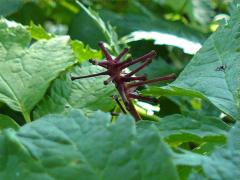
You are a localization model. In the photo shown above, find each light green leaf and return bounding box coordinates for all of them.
[33,64,115,119]
[0,18,75,122]
[27,22,52,40]
[0,0,22,16]
[138,114,229,144]
[0,114,19,130]
[144,9,240,119]
[0,110,179,179]
[71,40,102,62]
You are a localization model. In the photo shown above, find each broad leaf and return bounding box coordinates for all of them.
[0,110,179,179]
[0,18,75,121]
[70,9,206,54]
[33,64,115,119]
[0,114,19,130]
[144,9,240,119]
[138,114,229,144]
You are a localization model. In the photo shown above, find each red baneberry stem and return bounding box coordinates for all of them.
[115,48,128,62]
[119,50,156,69]
[125,59,151,77]
[98,42,113,62]
[127,73,176,88]
[71,71,108,80]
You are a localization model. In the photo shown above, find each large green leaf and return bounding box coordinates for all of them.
[0,0,22,16]
[33,64,115,119]
[0,18,75,121]
[70,8,206,54]
[144,9,240,119]
[138,114,229,144]
[0,110,179,179]
[174,122,240,180]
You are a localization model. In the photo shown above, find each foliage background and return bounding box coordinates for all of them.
[0,0,239,179]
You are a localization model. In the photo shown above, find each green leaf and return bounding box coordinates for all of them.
[0,110,179,179]
[0,18,75,122]
[99,10,206,54]
[157,0,215,25]
[174,122,240,179]
[0,114,19,130]
[201,122,240,180]
[137,114,230,144]
[71,40,102,62]
[27,22,52,40]
[0,0,22,16]
[72,1,120,53]
[145,9,240,119]
[33,64,115,119]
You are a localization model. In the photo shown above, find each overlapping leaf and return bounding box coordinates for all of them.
[175,122,240,180]
[156,0,215,25]
[0,18,75,121]
[138,114,229,144]
[70,9,206,53]
[144,9,240,119]
[0,110,179,179]
[0,114,19,130]
[33,64,115,119]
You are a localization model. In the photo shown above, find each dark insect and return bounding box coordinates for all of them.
[71,42,176,120]
[215,64,227,72]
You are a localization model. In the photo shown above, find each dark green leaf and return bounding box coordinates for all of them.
[0,114,19,130]
[174,122,240,180]
[144,9,240,119]
[138,114,229,144]
[0,0,22,16]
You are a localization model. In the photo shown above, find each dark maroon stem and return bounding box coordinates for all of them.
[127,100,141,120]
[98,42,113,62]
[119,50,156,69]
[71,71,108,80]
[115,48,128,62]
[125,59,152,77]
[127,73,176,88]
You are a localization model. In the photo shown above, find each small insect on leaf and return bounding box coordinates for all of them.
[215,64,227,72]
